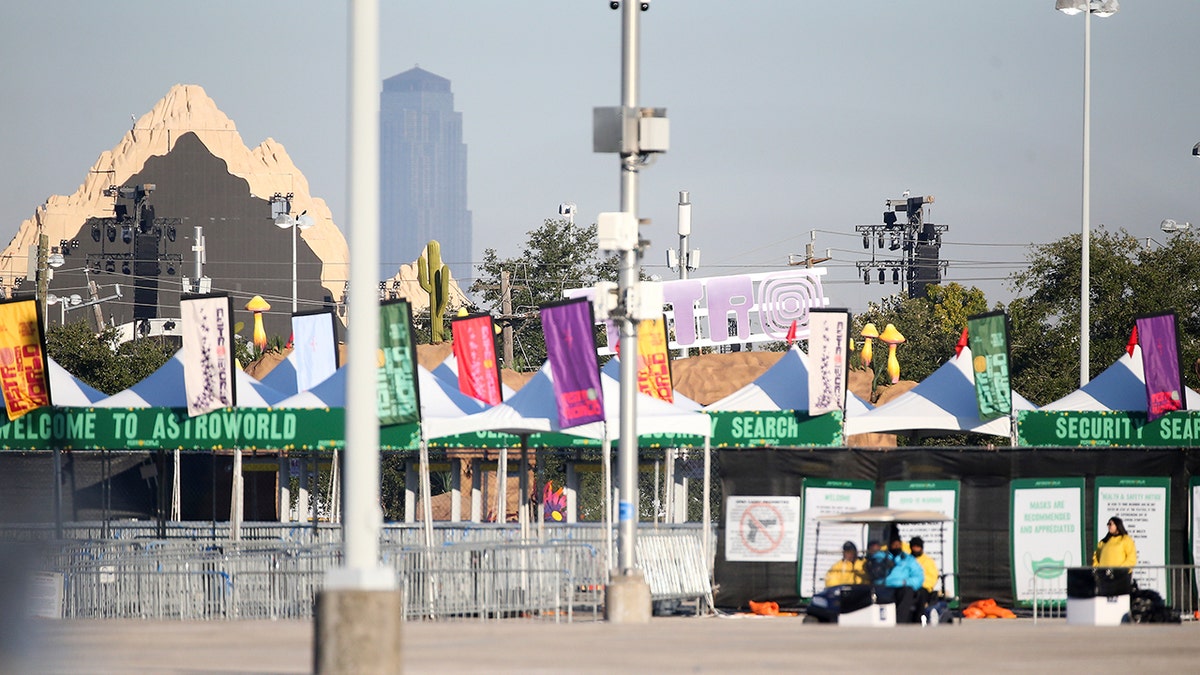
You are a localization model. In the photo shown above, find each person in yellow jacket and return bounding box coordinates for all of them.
[909,536,941,595]
[1093,516,1137,567]
[824,541,867,587]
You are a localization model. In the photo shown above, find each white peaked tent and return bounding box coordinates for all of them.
[448,361,712,442]
[599,358,701,410]
[47,357,108,405]
[704,345,873,416]
[843,346,1036,438]
[1041,345,1200,411]
[275,364,488,437]
[93,353,290,408]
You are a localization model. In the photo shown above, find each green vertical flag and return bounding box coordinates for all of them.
[378,300,421,426]
[967,311,1011,421]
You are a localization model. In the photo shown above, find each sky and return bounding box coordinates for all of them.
[3,1,1199,316]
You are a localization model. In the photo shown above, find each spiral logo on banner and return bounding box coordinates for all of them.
[759,271,823,339]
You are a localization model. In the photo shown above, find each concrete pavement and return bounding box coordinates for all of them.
[23,616,1200,674]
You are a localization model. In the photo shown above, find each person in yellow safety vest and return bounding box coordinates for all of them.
[824,541,867,587]
[1093,516,1137,567]
[909,536,940,595]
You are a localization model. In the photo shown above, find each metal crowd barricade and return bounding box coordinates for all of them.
[636,530,712,610]
[1032,564,1199,623]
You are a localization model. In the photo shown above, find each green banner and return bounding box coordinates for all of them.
[1017,410,1200,447]
[1009,477,1086,606]
[967,311,1011,421]
[0,406,419,451]
[379,300,421,426]
[884,480,960,603]
[708,410,842,448]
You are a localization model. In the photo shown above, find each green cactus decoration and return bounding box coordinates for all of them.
[417,239,451,343]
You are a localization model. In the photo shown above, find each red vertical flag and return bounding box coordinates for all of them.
[451,313,503,405]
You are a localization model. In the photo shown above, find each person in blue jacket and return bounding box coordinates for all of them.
[868,534,926,623]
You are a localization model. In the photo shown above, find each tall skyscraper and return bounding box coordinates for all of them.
[380,66,473,283]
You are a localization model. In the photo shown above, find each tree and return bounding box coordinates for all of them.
[46,321,175,394]
[851,282,989,393]
[1007,226,1200,405]
[472,218,618,370]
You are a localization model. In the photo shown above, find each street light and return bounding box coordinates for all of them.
[46,293,82,325]
[1161,219,1191,234]
[1056,0,1119,387]
[271,193,315,313]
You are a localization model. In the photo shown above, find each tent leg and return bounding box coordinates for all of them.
[419,441,433,549]
[171,449,181,523]
[229,448,243,542]
[450,458,462,523]
[278,454,291,523]
[518,439,529,542]
[565,458,578,524]
[497,446,509,523]
[404,459,416,524]
[470,458,482,523]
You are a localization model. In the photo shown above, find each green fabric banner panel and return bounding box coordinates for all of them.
[1017,410,1200,447]
[1009,477,1086,607]
[967,311,1011,421]
[709,410,842,448]
[884,480,961,601]
[378,300,421,426]
[0,407,353,451]
[796,477,874,598]
[1094,476,1170,597]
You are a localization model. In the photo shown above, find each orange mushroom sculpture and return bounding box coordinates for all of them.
[245,295,271,353]
[879,323,906,384]
[860,323,879,369]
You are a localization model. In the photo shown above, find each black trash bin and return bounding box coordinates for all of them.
[1066,567,1132,598]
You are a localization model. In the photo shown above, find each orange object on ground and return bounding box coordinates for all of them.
[749,600,780,616]
[963,598,1016,619]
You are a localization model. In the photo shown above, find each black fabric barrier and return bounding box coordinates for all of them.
[716,447,1200,610]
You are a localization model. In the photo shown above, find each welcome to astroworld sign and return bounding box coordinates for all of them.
[567,269,831,354]
[0,407,420,451]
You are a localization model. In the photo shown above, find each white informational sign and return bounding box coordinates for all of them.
[798,479,874,598]
[1010,478,1085,605]
[1191,479,1200,592]
[1095,477,1170,597]
[567,268,830,354]
[724,496,801,563]
[885,481,959,599]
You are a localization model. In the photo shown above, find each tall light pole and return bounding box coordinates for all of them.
[593,0,669,623]
[272,193,315,313]
[1056,0,1119,386]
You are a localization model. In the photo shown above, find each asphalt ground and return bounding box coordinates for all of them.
[18,616,1200,674]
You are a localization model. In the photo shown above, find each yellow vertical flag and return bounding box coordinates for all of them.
[636,317,673,403]
[0,299,51,420]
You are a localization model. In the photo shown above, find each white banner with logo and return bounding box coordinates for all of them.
[181,294,236,417]
[567,268,830,354]
[291,310,339,392]
[807,309,849,416]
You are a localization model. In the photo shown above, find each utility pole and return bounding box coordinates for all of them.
[500,270,514,366]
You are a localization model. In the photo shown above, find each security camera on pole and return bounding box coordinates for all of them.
[593,0,668,624]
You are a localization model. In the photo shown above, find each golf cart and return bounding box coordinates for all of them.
[804,507,955,626]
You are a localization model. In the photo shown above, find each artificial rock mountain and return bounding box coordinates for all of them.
[1,84,465,337]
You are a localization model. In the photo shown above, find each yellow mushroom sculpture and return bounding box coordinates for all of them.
[246,295,271,353]
[860,323,879,369]
[879,323,906,384]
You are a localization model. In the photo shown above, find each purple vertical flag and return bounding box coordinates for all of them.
[1137,312,1186,422]
[541,297,605,429]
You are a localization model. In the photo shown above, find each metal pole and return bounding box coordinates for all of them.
[327,0,390,590]
[1079,7,1091,386]
[291,220,298,313]
[615,0,642,576]
[676,191,690,359]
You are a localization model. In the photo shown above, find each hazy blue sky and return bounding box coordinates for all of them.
[3,1,1199,315]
